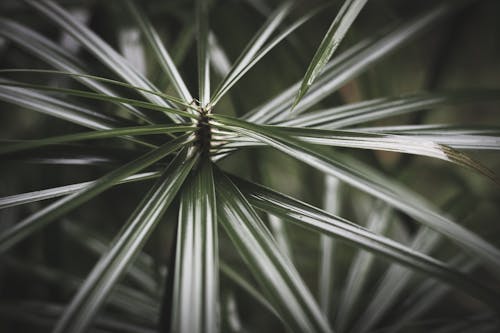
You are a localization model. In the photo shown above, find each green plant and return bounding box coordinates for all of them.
[0,0,499,332]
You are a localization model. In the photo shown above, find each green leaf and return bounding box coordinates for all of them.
[231,176,500,311]
[0,82,118,130]
[26,0,183,123]
[52,147,198,333]
[171,160,218,333]
[0,124,194,155]
[4,256,157,322]
[280,90,500,129]
[292,0,367,110]
[318,176,342,315]
[383,255,479,333]
[0,301,155,333]
[125,0,193,103]
[212,115,500,275]
[197,0,210,107]
[210,7,318,106]
[246,2,459,123]
[0,80,196,120]
[0,69,194,109]
[215,171,332,333]
[220,262,278,319]
[0,18,156,124]
[0,171,160,210]
[218,125,496,180]
[63,221,158,298]
[357,124,500,150]
[334,202,391,332]
[210,1,293,105]
[0,134,194,253]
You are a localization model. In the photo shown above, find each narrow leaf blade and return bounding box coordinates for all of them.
[292,0,367,110]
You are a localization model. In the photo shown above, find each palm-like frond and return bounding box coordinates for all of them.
[0,0,499,332]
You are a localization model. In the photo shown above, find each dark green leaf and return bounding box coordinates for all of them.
[53,147,198,333]
[292,0,367,110]
[0,134,194,253]
[216,171,332,333]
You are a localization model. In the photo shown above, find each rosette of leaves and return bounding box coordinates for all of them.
[0,0,499,332]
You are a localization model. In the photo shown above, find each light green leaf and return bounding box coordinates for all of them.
[292,0,367,110]
[171,160,218,333]
[216,171,332,333]
[52,147,198,333]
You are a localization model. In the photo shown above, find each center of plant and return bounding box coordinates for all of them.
[195,106,212,156]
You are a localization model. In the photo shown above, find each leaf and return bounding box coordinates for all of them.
[231,175,500,311]
[0,18,155,123]
[0,83,118,130]
[357,124,500,150]
[196,0,210,107]
[0,124,195,155]
[52,147,198,333]
[219,262,278,319]
[334,202,391,332]
[4,256,157,322]
[219,125,496,180]
[318,176,342,315]
[26,0,183,123]
[125,0,193,103]
[280,90,500,129]
[0,69,194,108]
[212,115,500,275]
[245,2,460,123]
[215,171,332,333]
[171,160,218,333]
[0,134,194,253]
[0,80,196,120]
[382,255,479,333]
[63,221,158,298]
[0,171,160,210]
[0,301,156,333]
[210,1,293,105]
[292,0,367,110]
[210,7,318,106]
